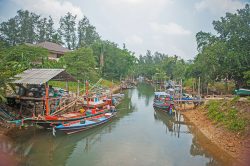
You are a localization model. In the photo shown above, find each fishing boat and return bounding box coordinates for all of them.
[79,94,108,108]
[56,111,116,134]
[153,92,174,111]
[23,108,110,128]
[235,88,250,96]
[22,81,113,128]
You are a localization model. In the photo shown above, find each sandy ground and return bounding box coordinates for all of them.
[181,105,250,166]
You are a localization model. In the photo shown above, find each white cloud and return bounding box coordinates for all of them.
[195,0,246,15]
[107,0,173,6]
[150,22,191,35]
[11,0,84,26]
[125,35,143,45]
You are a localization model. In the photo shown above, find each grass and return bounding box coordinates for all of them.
[206,100,247,132]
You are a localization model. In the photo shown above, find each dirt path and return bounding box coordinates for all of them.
[182,108,250,165]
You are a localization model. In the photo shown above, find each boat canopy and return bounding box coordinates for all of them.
[154,92,170,96]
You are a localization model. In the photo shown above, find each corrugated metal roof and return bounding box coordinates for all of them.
[12,69,74,85]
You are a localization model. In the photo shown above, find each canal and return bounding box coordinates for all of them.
[1,83,236,166]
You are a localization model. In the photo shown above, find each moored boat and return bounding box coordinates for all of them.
[235,88,250,96]
[23,108,109,128]
[56,111,116,134]
[153,92,174,110]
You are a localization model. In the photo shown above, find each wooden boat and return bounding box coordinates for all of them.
[56,112,116,134]
[235,88,250,96]
[79,95,108,108]
[23,109,109,128]
[153,92,174,110]
[22,81,113,128]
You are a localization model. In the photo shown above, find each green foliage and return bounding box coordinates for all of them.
[59,12,77,50]
[206,100,247,132]
[49,81,85,93]
[0,43,48,102]
[78,16,100,47]
[224,109,247,132]
[231,96,240,103]
[207,100,223,121]
[135,51,189,80]
[100,79,117,87]
[61,47,99,81]
[243,70,250,85]
[191,4,250,88]
[91,40,136,80]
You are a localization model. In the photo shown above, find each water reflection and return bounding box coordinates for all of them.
[137,83,154,106]
[1,83,239,166]
[153,108,237,166]
[154,110,182,137]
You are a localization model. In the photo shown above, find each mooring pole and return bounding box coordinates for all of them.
[77,80,80,96]
[180,79,183,108]
[86,80,89,108]
[45,82,50,116]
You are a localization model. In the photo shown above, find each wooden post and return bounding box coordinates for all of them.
[86,80,89,108]
[180,79,182,108]
[77,80,80,96]
[66,81,69,94]
[110,80,113,106]
[45,82,50,116]
[198,77,200,97]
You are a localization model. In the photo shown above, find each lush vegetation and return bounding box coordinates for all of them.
[0,10,136,100]
[0,4,249,101]
[135,4,250,94]
[189,4,250,89]
[205,98,248,132]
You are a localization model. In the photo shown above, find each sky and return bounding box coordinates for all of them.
[0,0,248,60]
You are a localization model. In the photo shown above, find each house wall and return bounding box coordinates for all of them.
[48,52,64,61]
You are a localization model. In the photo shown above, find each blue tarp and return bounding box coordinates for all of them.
[154,92,170,96]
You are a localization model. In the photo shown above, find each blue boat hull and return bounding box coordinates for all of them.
[56,113,116,134]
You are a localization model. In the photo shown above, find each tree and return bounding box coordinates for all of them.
[17,10,40,43]
[61,47,98,81]
[46,16,55,42]
[78,16,100,48]
[91,40,136,79]
[0,17,19,46]
[37,17,47,42]
[59,12,77,50]
[0,43,48,102]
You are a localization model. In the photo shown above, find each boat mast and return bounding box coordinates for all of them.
[45,82,50,116]
[86,80,89,107]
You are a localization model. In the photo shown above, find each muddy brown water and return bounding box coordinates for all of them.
[0,83,238,166]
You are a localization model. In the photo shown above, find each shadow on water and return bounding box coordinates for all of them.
[153,105,238,166]
[4,89,136,166]
[1,83,239,166]
[137,83,154,106]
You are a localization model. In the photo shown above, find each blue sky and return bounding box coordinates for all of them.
[0,0,248,60]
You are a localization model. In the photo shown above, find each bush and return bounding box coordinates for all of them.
[206,100,247,132]
[227,119,247,131]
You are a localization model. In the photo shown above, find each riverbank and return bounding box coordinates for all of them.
[182,105,250,165]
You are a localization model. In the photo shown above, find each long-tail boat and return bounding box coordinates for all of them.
[153,92,174,111]
[23,81,113,128]
[55,111,116,134]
